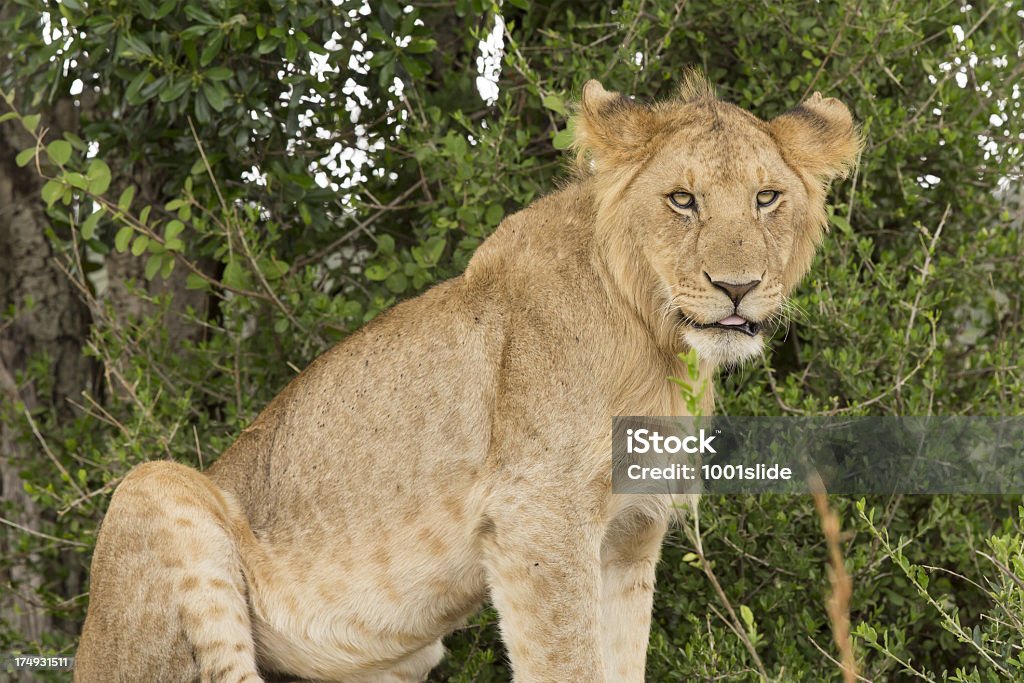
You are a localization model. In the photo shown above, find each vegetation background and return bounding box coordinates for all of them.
[0,0,1022,680]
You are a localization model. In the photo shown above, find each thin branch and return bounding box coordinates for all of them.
[292,177,426,270]
[58,475,124,516]
[21,405,86,499]
[0,515,89,549]
[802,0,860,100]
[680,503,769,680]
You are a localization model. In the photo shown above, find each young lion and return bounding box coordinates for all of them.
[75,74,858,682]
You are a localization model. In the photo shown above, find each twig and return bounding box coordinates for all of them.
[895,204,948,409]
[680,502,769,680]
[21,406,86,499]
[187,117,316,341]
[58,476,124,516]
[873,3,999,148]
[976,551,1024,593]
[807,635,875,683]
[193,424,204,471]
[292,177,426,270]
[802,1,860,100]
[0,515,89,548]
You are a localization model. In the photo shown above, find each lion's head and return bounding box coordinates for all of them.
[574,72,861,366]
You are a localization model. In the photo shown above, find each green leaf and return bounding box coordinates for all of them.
[86,159,112,195]
[367,51,394,69]
[158,77,189,103]
[857,623,878,644]
[205,66,233,82]
[160,254,175,278]
[62,131,86,151]
[80,208,104,240]
[385,271,408,293]
[199,33,223,66]
[138,75,168,103]
[202,81,231,112]
[830,213,854,236]
[144,253,161,280]
[423,236,445,265]
[184,5,218,25]
[366,21,388,42]
[405,38,437,54]
[114,226,134,252]
[15,147,36,167]
[125,70,151,105]
[41,179,64,207]
[376,234,395,255]
[364,263,390,281]
[154,0,176,19]
[485,204,504,226]
[119,33,153,58]
[118,185,136,211]
[542,93,567,116]
[507,0,528,8]
[64,172,88,189]
[131,235,150,256]
[223,260,246,289]
[186,272,210,290]
[739,605,755,632]
[552,125,574,150]
[260,258,289,280]
[164,219,185,241]
[22,114,40,133]
[46,140,72,165]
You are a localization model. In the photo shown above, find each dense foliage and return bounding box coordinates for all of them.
[1,0,1022,680]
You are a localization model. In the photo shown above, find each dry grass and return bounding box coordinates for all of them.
[810,475,858,683]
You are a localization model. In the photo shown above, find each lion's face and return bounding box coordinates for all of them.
[575,76,860,366]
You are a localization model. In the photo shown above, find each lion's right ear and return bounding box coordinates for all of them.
[572,80,657,172]
[769,93,862,183]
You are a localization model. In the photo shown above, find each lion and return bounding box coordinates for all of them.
[74,73,859,682]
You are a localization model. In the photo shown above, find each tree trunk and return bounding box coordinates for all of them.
[0,114,93,656]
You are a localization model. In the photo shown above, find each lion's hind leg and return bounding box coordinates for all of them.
[75,461,262,683]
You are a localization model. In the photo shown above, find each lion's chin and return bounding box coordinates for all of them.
[682,326,765,367]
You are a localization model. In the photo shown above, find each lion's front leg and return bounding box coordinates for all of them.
[599,505,669,683]
[481,499,606,683]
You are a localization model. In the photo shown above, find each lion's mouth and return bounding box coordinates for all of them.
[691,314,762,337]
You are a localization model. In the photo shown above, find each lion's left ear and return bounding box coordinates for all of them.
[572,80,661,172]
[769,93,861,182]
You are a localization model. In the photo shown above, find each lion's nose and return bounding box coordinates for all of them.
[705,274,761,305]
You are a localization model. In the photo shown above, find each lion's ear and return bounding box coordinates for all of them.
[572,80,658,172]
[769,93,861,182]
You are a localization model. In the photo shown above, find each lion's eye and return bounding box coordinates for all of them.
[757,190,780,208]
[668,191,696,211]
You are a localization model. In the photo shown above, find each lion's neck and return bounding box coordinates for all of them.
[584,182,680,357]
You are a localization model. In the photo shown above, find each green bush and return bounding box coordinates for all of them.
[0,0,1021,680]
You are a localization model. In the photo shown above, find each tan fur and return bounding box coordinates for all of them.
[75,74,858,683]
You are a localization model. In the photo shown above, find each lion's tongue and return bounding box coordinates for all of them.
[718,315,748,326]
